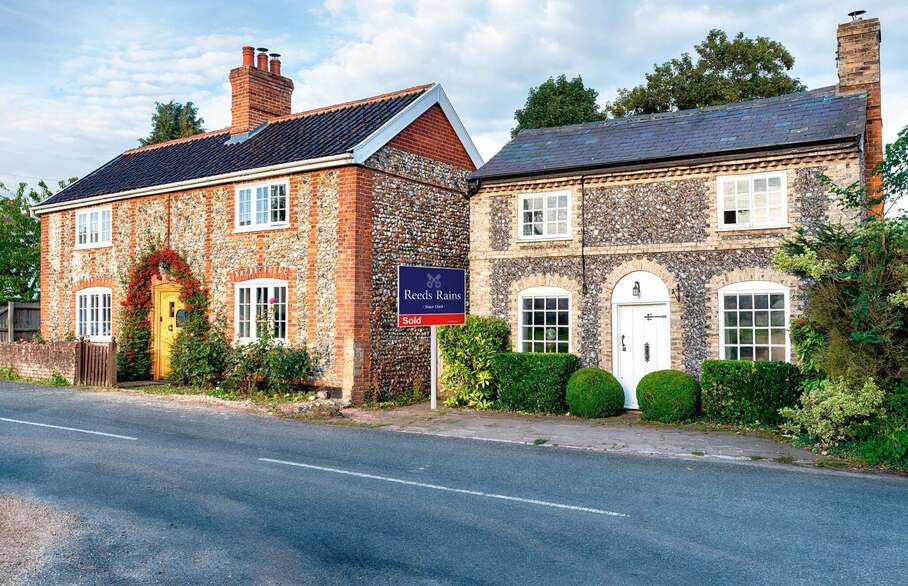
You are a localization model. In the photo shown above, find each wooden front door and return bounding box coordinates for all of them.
[153,284,185,380]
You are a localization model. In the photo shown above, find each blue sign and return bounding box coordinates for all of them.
[397,264,466,327]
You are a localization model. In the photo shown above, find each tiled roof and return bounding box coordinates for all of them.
[40,85,432,206]
[471,87,867,181]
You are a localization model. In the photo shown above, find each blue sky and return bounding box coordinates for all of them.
[1,0,906,191]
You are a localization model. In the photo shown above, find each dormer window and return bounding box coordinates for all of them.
[717,172,788,230]
[235,180,289,232]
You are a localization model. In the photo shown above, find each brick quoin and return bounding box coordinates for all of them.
[390,105,476,170]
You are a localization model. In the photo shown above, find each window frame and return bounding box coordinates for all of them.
[74,205,113,249]
[716,171,789,231]
[75,287,112,341]
[233,179,290,233]
[516,190,572,242]
[718,281,790,363]
[233,278,289,343]
[516,286,572,354]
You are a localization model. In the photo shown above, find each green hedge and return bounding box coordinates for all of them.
[700,359,802,426]
[637,369,700,422]
[491,352,580,413]
[566,368,625,418]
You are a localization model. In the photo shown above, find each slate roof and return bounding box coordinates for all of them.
[39,85,431,206]
[471,87,867,181]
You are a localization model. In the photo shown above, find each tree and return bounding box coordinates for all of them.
[139,101,205,146]
[0,178,77,301]
[607,30,806,117]
[512,75,605,137]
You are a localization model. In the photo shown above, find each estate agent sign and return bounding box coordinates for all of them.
[397,265,465,327]
[397,264,466,409]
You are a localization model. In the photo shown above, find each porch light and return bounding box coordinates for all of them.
[632,281,641,298]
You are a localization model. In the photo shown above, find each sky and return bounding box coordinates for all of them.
[0,0,905,193]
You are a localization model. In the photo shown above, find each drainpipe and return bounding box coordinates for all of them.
[580,175,588,295]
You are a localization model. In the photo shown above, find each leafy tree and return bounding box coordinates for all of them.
[608,29,806,117]
[0,178,77,301]
[139,101,205,146]
[512,74,605,137]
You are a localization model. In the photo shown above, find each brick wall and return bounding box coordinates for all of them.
[390,104,476,170]
[0,342,79,383]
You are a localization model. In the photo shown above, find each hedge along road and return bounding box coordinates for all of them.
[1,382,906,585]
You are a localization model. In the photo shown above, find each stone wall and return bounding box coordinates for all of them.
[0,342,79,383]
[469,146,862,376]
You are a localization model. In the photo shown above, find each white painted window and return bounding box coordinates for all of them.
[517,286,570,353]
[719,281,789,362]
[518,190,570,240]
[235,180,289,232]
[75,206,112,248]
[717,172,787,229]
[76,287,112,341]
[234,279,288,342]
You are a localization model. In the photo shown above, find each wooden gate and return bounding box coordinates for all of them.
[77,339,117,387]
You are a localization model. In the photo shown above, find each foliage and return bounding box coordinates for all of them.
[224,336,313,396]
[438,315,510,409]
[857,425,908,470]
[168,312,231,388]
[607,29,805,117]
[47,371,68,386]
[117,246,205,381]
[772,125,908,387]
[565,367,624,418]
[139,101,205,146]
[636,369,700,423]
[780,378,886,448]
[0,367,18,381]
[0,178,77,301]
[512,75,605,137]
[491,352,580,413]
[700,359,802,426]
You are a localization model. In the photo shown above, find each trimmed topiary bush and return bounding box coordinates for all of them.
[491,352,580,413]
[700,359,802,426]
[566,368,625,418]
[636,369,700,422]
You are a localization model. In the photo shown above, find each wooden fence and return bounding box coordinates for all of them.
[0,301,40,342]
[77,339,117,387]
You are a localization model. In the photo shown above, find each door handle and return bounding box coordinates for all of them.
[644,342,650,362]
[168,325,173,332]
[621,335,626,352]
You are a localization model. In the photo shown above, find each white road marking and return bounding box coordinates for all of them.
[0,417,138,440]
[259,457,626,517]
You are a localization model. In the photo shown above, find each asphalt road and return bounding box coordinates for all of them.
[1,382,906,585]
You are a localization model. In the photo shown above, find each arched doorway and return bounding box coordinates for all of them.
[611,271,671,408]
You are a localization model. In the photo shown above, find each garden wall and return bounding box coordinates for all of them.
[0,342,80,384]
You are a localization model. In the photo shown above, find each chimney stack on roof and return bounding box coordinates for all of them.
[229,45,294,135]
[836,12,883,212]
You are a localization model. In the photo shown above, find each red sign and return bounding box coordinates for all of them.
[397,313,465,327]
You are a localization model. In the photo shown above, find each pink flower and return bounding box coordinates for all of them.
[269,296,278,304]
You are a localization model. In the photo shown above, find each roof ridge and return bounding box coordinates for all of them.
[269,83,435,124]
[124,127,230,155]
[520,86,848,137]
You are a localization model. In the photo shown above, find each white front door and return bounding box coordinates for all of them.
[614,303,670,408]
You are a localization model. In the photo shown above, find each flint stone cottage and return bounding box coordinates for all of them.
[468,17,883,408]
[33,47,482,402]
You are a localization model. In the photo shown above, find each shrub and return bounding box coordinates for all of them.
[780,377,886,447]
[700,359,802,426]
[438,315,509,409]
[636,369,700,422]
[267,345,314,394]
[566,368,624,418]
[224,337,314,396]
[47,371,68,386]
[0,367,19,381]
[168,314,231,388]
[857,424,908,470]
[491,352,580,413]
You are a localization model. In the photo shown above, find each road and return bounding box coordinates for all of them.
[1,382,906,585]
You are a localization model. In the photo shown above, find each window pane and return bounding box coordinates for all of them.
[89,212,99,243]
[736,209,750,225]
[740,329,753,344]
[770,311,785,326]
[723,296,737,309]
[771,329,786,345]
[238,189,252,226]
[725,346,738,360]
[755,295,769,309]
[770,294,785,309]
[755,347,770,361]
[723,210,737,225]
[739,312,753,327]
[740,347,753,360]
[725,328,738,344]
[768,176,782,189]
[754,311,769,327]
[771,347,786,361]
[270,184,287,223]
[101,209,111,242]
[739,295,753,309]
[256,187,269,225]
[755,328,769,345]
[724,311,737,327]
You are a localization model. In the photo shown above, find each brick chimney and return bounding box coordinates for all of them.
[229,46,294,135]
[836,14,883,210]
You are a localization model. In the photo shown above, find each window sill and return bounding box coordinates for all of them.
[235,337,287,345]
[516,236,573,243]
[233,223,290,235]
[74,242,113,251]
[715,224,791,233]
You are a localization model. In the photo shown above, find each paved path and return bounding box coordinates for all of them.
[346,403,820,465]
[1,382,906,584]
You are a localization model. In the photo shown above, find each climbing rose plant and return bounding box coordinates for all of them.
[117,246,206,381]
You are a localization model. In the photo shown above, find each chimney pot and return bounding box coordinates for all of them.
[256,48,269,70]
[242,46,254,66]
[269,53,282,75]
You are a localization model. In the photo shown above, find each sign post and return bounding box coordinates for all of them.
[397,264,466,409]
